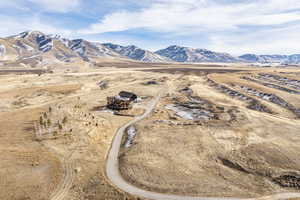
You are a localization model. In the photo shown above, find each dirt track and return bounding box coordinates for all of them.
[50,158,74,200]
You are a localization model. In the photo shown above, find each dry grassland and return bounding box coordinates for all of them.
[1,63,300,200]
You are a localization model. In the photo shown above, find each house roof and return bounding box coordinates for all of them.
[119,91,137,100]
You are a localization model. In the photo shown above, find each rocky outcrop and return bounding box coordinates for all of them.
[257,74,300,90]
[273,174,300,189]
[241,76,300,95]
[238,85,300,118]
[206,78,272,114]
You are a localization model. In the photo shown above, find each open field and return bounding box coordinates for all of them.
[0,66,156,200]
[0,61,300,200]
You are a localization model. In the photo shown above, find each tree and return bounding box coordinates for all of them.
[62,116,68,124]
[39,116,43,126]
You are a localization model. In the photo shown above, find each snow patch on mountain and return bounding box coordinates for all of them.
[14,31,30,39]
[102,43,123,52]
[70,39,85,56]
[36,34,53,52]
[0,44,6,57]
[68,39,120,62]
[93,42,121,57]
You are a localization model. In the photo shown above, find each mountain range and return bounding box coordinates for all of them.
[239,54,300,64]
[0,31,300,66]
[155,45,239,63]
[102,43,171,62]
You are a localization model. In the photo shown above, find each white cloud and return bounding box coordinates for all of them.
[0,15,72,37]
[0,1,29,11]
[208,24,300,55]
[28,0,81,13]
[0,0,80,37]
[1,0,300,55]
[77,0,300,54]
[79,0,300,34]
[0,0,82,13]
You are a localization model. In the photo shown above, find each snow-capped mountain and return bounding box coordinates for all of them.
[68,39,120,61]
[239,54,300,64]
[288,54,300,64]
[1,31,76,63]
[0,31,122,65]
[1,31,300,66]
[155,45,240,63]
[103,43,171,62]
[239,54,263,63]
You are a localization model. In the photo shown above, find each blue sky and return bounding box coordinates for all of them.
[1,0,300,55]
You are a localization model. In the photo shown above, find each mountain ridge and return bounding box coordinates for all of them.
[0,31,300,65]
[239,54,300,64]
[155,45,240,63]
[102,43,171,63]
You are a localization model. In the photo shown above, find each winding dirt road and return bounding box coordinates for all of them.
[105,88,300,200]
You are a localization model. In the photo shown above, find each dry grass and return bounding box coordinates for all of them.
[1,64,300,199]
[119,68,300,198]
[0,108,63,200]
[0,68,161,200]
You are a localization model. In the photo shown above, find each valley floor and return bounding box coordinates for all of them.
[0,62,300,200]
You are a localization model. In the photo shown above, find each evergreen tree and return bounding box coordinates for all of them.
[39,116,43,125]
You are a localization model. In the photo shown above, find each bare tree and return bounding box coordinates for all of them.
[58,122,63,131]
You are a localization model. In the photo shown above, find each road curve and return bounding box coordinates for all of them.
[105,89,300,200]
